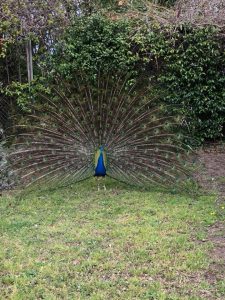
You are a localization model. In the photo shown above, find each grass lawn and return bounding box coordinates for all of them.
[0,178,224,299]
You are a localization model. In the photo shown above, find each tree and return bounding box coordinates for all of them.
[0,0,80,83]
[175,0,225,30]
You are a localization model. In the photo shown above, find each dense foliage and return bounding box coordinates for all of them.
[160,28,225,141]
[50,16,225,143]
[0,0,225,144]
[50,16,138,76]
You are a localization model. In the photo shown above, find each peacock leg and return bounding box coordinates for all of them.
[95,177,100,191]
[103,177,106,191]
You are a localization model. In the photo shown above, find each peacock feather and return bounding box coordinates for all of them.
[8,72,194,192]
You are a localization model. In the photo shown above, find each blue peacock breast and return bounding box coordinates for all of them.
[94,152,106,177]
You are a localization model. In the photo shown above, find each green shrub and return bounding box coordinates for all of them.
[159,27,225,143]
[49,15,140,77]
[14,15,224,145]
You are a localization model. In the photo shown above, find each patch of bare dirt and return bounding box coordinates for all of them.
[204,222,225,283]
[195,143,225,299]
[195,143,225,201]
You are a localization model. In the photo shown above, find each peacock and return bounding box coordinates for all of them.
[8,72,194,192]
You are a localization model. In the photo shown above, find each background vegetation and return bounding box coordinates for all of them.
[0,0,225,144]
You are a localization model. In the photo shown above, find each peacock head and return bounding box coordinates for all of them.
[99,145,104,152]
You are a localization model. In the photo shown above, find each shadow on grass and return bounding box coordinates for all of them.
[9,174,206,207]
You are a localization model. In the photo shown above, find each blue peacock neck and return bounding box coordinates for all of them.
[94,146,107,177]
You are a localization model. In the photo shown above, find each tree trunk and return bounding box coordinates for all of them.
[26,39,33,83]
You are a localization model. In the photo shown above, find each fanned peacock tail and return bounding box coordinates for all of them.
[8,72,194,192]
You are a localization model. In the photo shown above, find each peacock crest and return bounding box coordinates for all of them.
[8,72,194,192]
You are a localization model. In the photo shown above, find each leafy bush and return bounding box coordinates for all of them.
[49,15,140,77]
[50,15,225,143]
[159,27,225,142]
[2,13,225,145]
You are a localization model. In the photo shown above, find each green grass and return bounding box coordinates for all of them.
[0,178,223,299]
